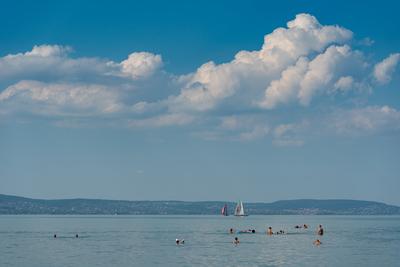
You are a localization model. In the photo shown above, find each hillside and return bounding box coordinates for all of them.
[1,194,399,215]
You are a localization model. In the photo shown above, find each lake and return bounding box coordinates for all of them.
[1,215,399,266]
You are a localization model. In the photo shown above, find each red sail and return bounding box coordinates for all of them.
[221,204,228,216]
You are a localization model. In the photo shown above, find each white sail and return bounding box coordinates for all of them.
[234,201,246,216]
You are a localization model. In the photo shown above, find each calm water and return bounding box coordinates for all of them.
[0,215,399,266]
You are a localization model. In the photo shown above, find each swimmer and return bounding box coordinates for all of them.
[267,227,273,235]
[75,234,79,238]
[176,239,180,245]
[181,239,185,244]
[229,228,234,234]
[54,234,57,238]
[233,237,239,245]
[317,225,324,236]
[303,224,308,229]
[313,239,322,246]
[251,229,256,233]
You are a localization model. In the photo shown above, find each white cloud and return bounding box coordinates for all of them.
[331,105,400,134]
[0,13,399,141]
[273,139,304,147]
[259,57,309,109]
[334,76,355,91]
[128,113,194,128]
[24,44,72,57]
[272,122,306,146]
[0,45,112,83]
[0,80,123,116]
[120,52,163,79]
[239,125,269,141]
[0,45,163,83]
[220,116,240,130]
[169,13,354,112]
[373,53,400,84]
[260,45,366,108]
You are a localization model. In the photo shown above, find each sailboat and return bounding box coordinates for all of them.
[221,204,228,216]
[234,200,248,216]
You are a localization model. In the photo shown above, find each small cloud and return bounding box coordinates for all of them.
[120,52,163,79]
[273,139,304,147]
[128,113,194,128]
[358,37,374,46]
[373,53,400,84]
[239,125,269,141]
[334,76,354,92]
[331,105,400,135]
[272,122,306,146]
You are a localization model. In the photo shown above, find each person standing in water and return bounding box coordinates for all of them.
[317,225,324,236]
[267,227,273,235]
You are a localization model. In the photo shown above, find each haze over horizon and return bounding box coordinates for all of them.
[1,0,399,205]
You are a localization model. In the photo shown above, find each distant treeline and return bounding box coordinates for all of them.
[1,194,399,215]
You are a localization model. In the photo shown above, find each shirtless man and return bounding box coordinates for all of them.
[267,227,273,235]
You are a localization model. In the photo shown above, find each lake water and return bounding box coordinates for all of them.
[0,215,399,266]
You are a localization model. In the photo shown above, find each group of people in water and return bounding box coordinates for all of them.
[231,224,324,246]
[53,234,79,238]
[53,225,323,247]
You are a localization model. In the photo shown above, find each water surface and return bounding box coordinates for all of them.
[1,215,399,266]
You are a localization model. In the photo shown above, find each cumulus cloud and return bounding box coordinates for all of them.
[25,44,72,57]
[259,44,367,108]
[120,52,163,79]
[170,13,354,111]
[0,45,110,82]
[0,80,123,115]
[0,44,163,83]
[373,53,400,84]
[0,14,399,138]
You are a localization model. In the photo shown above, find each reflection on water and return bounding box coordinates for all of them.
[0,215,399,267]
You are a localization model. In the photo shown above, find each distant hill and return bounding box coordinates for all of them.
[1,194,400,215]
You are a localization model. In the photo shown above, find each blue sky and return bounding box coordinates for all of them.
[1,0,400,204]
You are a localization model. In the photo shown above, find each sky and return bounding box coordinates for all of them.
[1,0,400,205]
